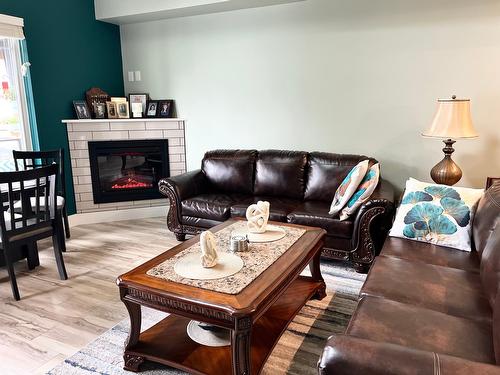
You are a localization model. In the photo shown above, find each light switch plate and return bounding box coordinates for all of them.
[128,71,135,82]
[134,71,141,81]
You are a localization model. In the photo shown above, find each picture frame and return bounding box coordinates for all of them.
[117,101,130,119]
[158,100,174,118]
[94,102,106,119]
[73,100,91,119]
[111,97,127,103]
[146,100,159,117]
[128,93,149,116]
[106,101,118,119]
[85,87,109,118]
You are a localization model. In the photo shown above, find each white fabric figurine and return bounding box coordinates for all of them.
[200,230,218,268]
[246,200,270,233]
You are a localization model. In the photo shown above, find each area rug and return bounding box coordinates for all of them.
[47,261,365,375]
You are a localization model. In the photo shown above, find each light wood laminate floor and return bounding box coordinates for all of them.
[0,217,177,374]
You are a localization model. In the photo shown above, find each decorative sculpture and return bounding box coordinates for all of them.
[200,230,218,268]
[246,201,270,233]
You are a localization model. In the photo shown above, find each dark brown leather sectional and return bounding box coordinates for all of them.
[159,149,395,271]
[318,181,500,374]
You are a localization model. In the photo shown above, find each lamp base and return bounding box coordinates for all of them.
[430,139,462,186]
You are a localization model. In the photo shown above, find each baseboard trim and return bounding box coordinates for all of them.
[69,205,169,226]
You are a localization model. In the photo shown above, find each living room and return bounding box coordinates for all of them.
[0,0,499,374]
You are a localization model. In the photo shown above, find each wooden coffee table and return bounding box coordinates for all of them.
[117,219,326,374]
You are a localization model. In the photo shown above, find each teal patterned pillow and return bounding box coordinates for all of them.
[339,163,380,220]
[389,178,484,251]
[329,160,369,216]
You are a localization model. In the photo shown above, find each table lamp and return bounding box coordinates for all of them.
[422,95,478,185]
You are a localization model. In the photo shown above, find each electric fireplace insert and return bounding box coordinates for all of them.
[88,140,169,204]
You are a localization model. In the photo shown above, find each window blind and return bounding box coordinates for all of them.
[0,14,24,39]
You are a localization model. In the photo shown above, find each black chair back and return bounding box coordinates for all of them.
[0,165,57,244]
[13,149,66,199]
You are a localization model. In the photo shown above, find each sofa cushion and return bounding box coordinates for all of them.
[389,178,484,252]
[473,182,500,257]
[230,196,301,222]
[254,150,308,200]
[480,225,500,308]
[339,163,380,220]
[287,201,353,239]
[361,256,491,323]
[304,152,374,202]
[181,194,234,221]
[381,237,480,273]
[202,150,257,195]
[347,296,495,364]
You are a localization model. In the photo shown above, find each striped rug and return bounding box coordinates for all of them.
[48,261,365,375]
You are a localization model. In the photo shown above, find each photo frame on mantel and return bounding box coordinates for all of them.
[158,100,174,118]
[106,101,118,119]
[146,100,158,117]
[128,93,149,116]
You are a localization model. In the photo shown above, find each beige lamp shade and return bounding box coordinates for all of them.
[422,98,479,139]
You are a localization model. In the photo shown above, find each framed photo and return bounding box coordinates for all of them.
[158,100,173,118]
[128,93,149,115]
[106,101,118,119]
[117,101,130,118]
[111,97,127,103]
[94,102,106,119]
[146,100,158,117]
[73,100,91,120]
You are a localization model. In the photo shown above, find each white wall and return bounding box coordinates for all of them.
[121,0,500,190]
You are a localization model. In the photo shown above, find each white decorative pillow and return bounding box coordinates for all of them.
[339,163,380,221]
[389,178,484,251]
[329,160,370,216]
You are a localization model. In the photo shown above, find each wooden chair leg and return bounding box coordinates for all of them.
[3,249,21,300]
[63,206,71,239]
[26,242,40,270]
[52,231,68,280]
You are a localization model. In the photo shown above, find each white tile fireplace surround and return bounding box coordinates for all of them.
[61,118,187,219]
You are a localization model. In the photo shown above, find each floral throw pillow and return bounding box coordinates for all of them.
[329,159,370,216]
[389,178,484,251]
[339,163,380,221]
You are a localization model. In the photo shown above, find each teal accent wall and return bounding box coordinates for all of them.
[0,0,124,214]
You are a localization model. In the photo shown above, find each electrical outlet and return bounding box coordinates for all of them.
[134,71,141,81]
[128,71,135,82]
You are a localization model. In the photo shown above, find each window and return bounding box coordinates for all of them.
[0,15,31,172]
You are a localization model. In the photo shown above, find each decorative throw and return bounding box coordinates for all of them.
[329,160,370,216]
[339,163,380,220]
[389,178,484,251]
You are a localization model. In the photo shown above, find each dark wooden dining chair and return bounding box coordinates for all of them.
[12,149,70,239]
[0,165,67,300]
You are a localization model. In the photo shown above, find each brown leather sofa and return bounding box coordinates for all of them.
[318,181,500,374]
[159,149,395,272]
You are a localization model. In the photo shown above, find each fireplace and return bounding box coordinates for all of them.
[88,140,169,204]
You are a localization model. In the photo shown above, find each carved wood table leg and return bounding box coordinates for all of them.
[231,317,252,375]
[309,247,326,300]
[122,295,144,372]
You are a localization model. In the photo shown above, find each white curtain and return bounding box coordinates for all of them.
[0,14,24,40]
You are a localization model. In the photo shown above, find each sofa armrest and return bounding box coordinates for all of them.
[318,335,500,375]
[158,169,208,236]
[159,169,208,202]
[350,179,395,271]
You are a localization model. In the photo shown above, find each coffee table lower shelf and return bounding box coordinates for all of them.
[125,276,323,375]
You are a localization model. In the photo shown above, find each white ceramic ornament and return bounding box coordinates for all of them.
[200,230,218,268]
[245,200,270,233]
